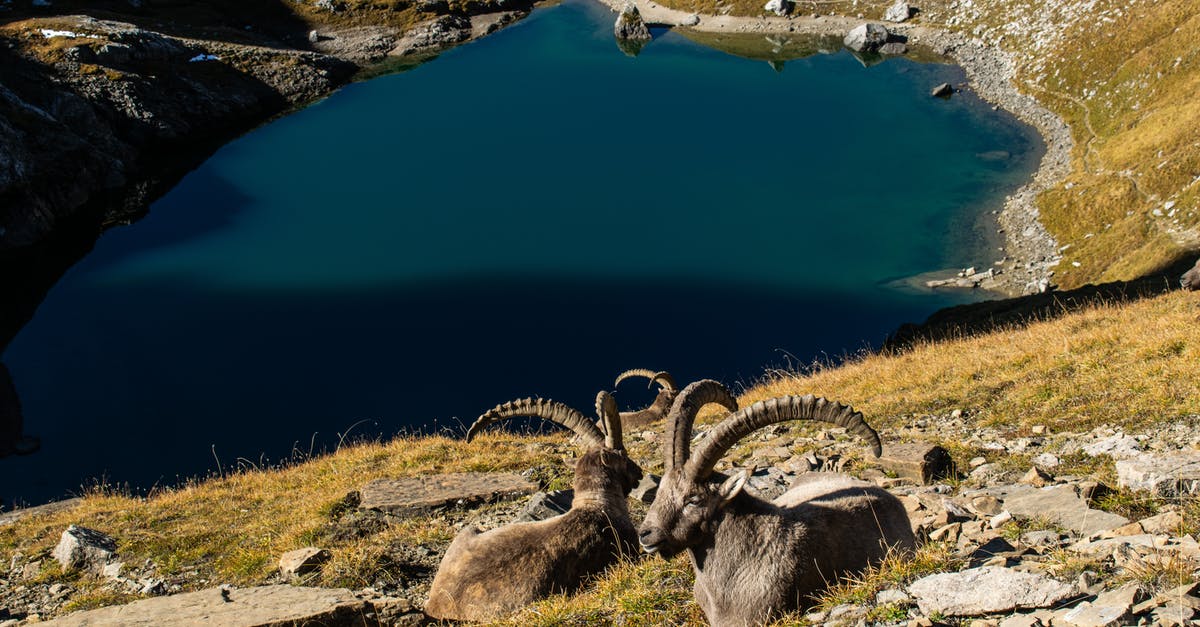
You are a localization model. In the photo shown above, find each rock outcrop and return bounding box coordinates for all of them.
[0,16,355,252]
[614,2,651,41]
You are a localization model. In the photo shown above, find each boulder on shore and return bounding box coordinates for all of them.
[614,2,651,40]
[843,23,889,53]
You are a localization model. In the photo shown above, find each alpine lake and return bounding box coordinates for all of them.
[1,0,1042,504]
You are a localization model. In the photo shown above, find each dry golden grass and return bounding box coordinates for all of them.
[494,556,704,626]
[0,435,567,597]
[741,291,1200,433]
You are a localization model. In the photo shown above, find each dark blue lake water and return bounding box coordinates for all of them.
[0,0,1041,505]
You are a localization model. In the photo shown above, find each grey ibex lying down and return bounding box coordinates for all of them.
[638,380,916,626]
[424,392,643,622]
[613,368,678,428]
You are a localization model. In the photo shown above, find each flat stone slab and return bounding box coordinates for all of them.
[908,566,1076,617]
[1116,452,1200,496]
[359,472,537,518]
[1000,484,1128,536]
[40,585,373,626]
[0,497,83,526]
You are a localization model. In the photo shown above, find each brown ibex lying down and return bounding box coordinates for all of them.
[638,380,916,626]
[613,368,678,428]
[424,392,643,622]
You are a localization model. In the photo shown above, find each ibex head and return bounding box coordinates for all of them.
[638,381,881,558]
[468,391,643,496]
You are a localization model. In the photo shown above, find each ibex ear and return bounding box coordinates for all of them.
[717,467,752,509]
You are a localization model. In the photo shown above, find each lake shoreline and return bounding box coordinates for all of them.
[597,0,1071,298]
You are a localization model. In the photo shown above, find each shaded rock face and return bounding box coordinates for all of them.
[0,15,355,252]
[614,3,651,41]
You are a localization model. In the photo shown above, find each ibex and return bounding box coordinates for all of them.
[613,368,678,428]
[424,391,643,622]
[638,380,916,626]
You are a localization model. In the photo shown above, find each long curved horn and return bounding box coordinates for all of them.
[467,398,605,448]
[650,371,677,392]
[615,369,658,388]
[595,390,623,450]
[684,395,881,480]
[664,380,739,471]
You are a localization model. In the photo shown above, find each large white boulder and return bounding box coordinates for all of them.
[843,23,889,53]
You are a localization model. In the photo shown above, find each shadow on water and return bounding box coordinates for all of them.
[0,363,36,459]
[75,169,253,275]
[0,274,956,505]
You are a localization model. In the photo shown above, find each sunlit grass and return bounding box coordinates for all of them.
[1,434,567,602]
[740,291,1200,433]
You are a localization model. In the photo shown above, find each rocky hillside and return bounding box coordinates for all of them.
[0,0,530,252]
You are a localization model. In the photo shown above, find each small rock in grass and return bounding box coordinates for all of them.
[279,547,331,580]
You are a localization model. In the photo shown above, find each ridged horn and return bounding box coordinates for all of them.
[467,397,605,448]
[615,368,659,388]
[595,390,623,450]
[650,371,677,392]
[684,394,881,480]
[664,380,739,471]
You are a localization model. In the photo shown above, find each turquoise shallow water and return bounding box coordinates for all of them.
[1,0,1040,504]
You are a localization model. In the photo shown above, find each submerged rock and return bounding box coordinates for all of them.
[614,3,651,41]
[843,23,889,53]
[931,82,954,97]
[878,41,908,55]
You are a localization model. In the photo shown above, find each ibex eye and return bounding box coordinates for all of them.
[686,496,704,507]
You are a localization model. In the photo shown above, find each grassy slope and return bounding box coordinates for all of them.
[663,0,1200,289]
[3,291,1198,621]
[4,0,1200,622]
